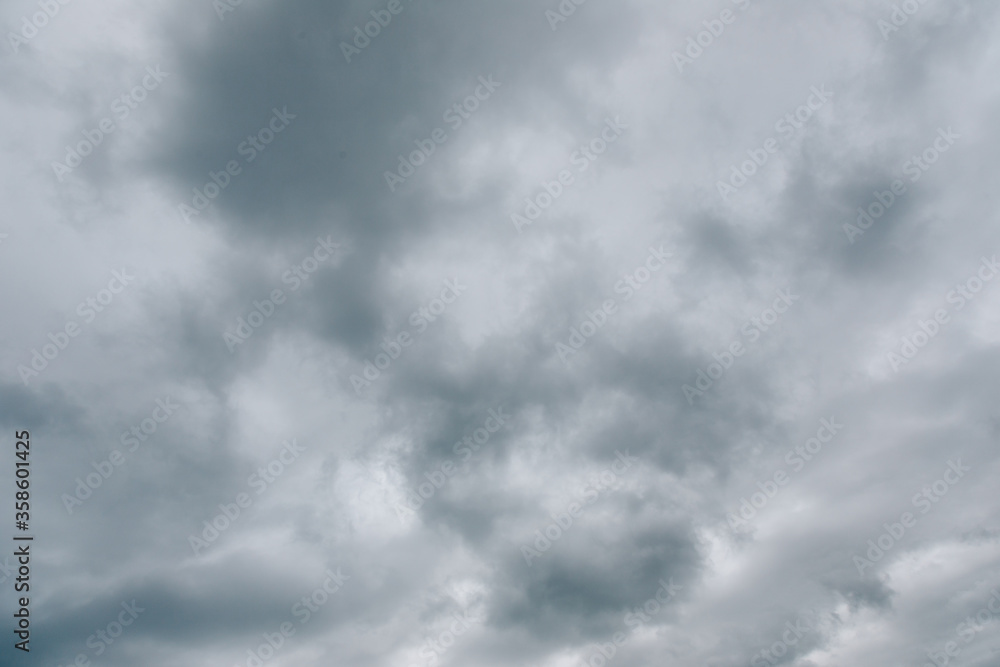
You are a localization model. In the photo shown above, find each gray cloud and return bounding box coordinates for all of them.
[2,0,1000,665]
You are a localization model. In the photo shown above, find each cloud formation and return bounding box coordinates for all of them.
[2,0,1000,665]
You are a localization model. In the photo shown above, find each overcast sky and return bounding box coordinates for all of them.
[2,0,1000,666]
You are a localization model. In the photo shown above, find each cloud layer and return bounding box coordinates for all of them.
[2,0,1000,666]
